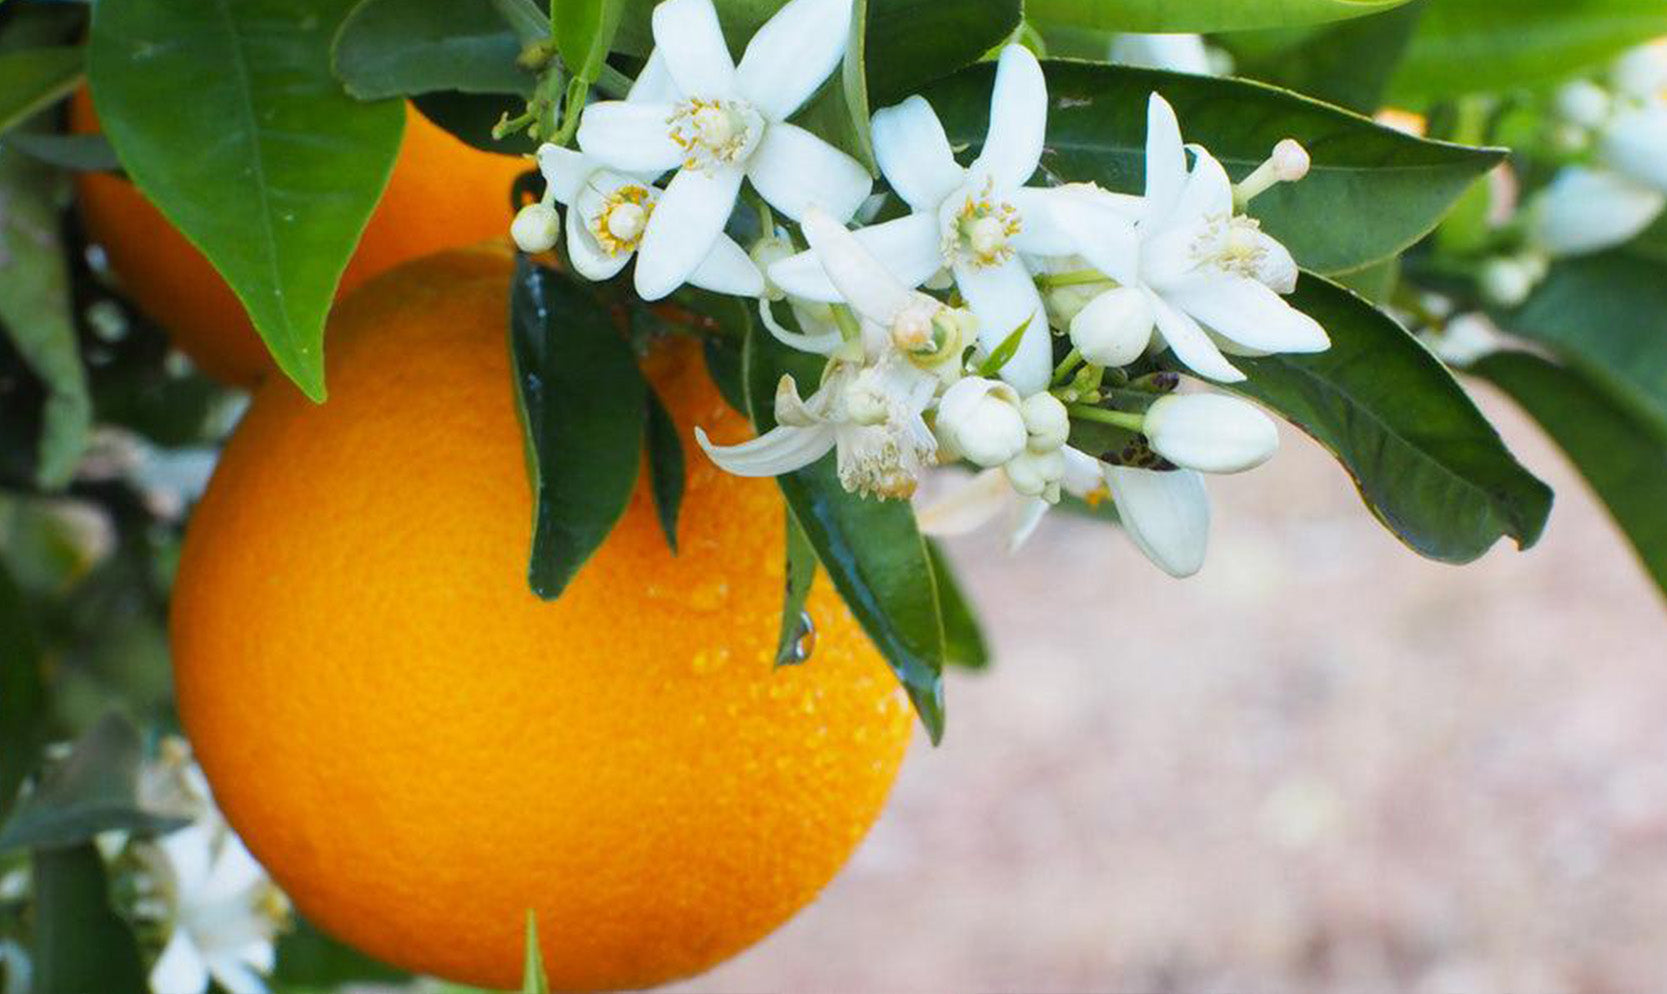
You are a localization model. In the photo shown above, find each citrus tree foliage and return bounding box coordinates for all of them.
[1,0,1665,986]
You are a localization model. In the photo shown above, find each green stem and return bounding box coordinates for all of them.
[1035,269,1113,290]
[1051,347,1083,387]
[550,75,590,146]
[1068,405,1144,432]
[831,304,862,345]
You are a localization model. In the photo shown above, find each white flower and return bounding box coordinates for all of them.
[1105,463,1210,578]
[510,202,561,253]
[1528,166,1666,257]
[537,143,762,294]
[576,0,871,300]
[1478,255,1538,307]
[1055,94,1329,382]
[916,445,1108,552]
[772,44,1076,394]
[1554,79,1613,130]
[146,824,287,994]
[936,377,1028,467]
[1108,33,1213,75]
[1599,101,1667,191]
[1005,447,1066,497]
[1612,40,1667,100]
[1019,391,1070,452]
[1069,286,1154,368]
[1142,392,1278,474]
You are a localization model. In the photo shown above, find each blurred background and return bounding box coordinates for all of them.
[674,390,1667,994]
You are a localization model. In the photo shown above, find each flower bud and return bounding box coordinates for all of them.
[1270,139,1310,182]
[1612,41,1667,100]
[1479,256,1536,308]
[1020,392,1069,453]
[1005,448,1066,498]
[1555,79,1613,129]
[1105,465,1210,578]
[1529,167,1666,257]
[1600,105,1667,192]
[1069,287,1154,368]
[510,203,560,254]
[1143,393,1278,474]
[936,377,1028,468]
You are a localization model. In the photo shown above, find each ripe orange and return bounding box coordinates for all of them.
[169,245,914,990]
[71,94,529,387]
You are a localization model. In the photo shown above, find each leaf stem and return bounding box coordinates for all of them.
[1067,404,1144,433]
[1035,269,1112,290]
[1052,347,1083,386]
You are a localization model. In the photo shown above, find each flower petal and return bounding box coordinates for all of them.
[633,164,743,300]
[564,193,632,282]
[1148,291,1245,382]
[575,101,683,174]
[1144,392,1279,474]
[652,0,737,98]
[747,122,872,222]
[1060,445,1107,498]
[1169,273,1330,354]
[205,957,266,994]
[536,144,592,204]
[1106,465,1210,578]
[954,256,1052,395]
[1109,33,1213,75]
[150,930,211,994]
[1007,496,1052,552]
[1531,166,1666,257]
[761,298,844,355]
[158,822,215,892]
[1166,143,1234,229]
[1052,197,1141,285]
[735,0,853,121]
[915,468,1011,536]
[769,211,941,303]
[969,45,1047,192]
[689,234,765,296]
[871,96,965,213]
[1143,93,1186,223]
[695,423,836,476]
[1008,187,1081,258]
[629,49,680,104]
[801,207,912,325]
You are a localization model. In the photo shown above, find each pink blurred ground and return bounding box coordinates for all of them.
[669,385,1667,993]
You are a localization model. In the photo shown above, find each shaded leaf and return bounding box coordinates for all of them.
[509,256,647,599]
[927,540,988,670]
[926,60,1506,276]
[0,560,46,821]
[412,89,535,156]
[1026,0,1416,33]
[776,513,817,667]
[275,918,410,987]
[0,45,81,137]
[333,0,533,100]
[795,0,873,171]
[3,131,121,172]
[31,843,146,994]
[553,0,625,84]
[645,388,686,553]
[1233,1,1425,114]
[87,0,405,401]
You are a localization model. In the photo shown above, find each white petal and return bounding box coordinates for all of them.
[203,834,267,901]
[760,297,844,354]
[1601,104,1667,192]
[158,823,215,893]
[801,207,911,325]
[871,96,965,213]
[564,195,632,281]
[1148,292,1244,382]
[1254,233,1299,294]
[205,957,266,994]
[953,257,1052,395]
[1071,286,1154,367]
[151,931,211,994]
[576,101,684,174]
[1060,446,1106,498]
[969,45,1047,192]
[746,122,872,222]
[629,49,681,104]
[1530,166,1665,257]
[1106,466,1210,578]
[1144,93,1187,224]
[1168,145,1234,228]
[1144,393,1279,474]
[769,211,941,303]
[915,468,1011,536]
[652,0,737,98]
[736,0,853,121]
[1169,274,1329,354]
[1109,33,1213,75]
[695,424,836,475]
[633,164,744,300]
[689,234,765,295]
[1053,198,1141,286]
[1007,496,1052,552]
[536,145,592,204]
[1008,186,1082,258]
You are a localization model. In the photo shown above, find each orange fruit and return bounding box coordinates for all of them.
[71,93,529,387]
[169,245,914,990]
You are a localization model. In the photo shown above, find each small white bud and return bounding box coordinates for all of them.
[1005,447,1066,498]
[1020,392,1070,453]
[1479,257,1535,308]
[1555,79,1613,129]
[1600,104,1667,192]
[936,377,1028,468]
[511,202,560,254]
[1105,465,1210,578]
[1612,41,1667,100]
[1271,139,1310,182]
[1069,287,1154,368]
[1143,393,1279,475]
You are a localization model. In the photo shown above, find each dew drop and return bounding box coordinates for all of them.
[780,611,816,665]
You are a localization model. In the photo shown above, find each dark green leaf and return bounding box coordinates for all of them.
[1202,276,1552,563]
[776,513,817,666]
[0,45,81,137]
[0,712,190,853]
[1333,255,1401,304]
[492,0,552,44]
[926,540,988,670]
[1505,252,1667,439]
[702,332,749,414]
[412,89,536,156]
[926,60,1506,276]
[31,843,146,994]
[741,315,946,741]
[1393,0,1667,101]
[1026,0,1416,33]
[1233,1,1425,114]
[0,561,46,821]
[87,0,405,401]
[974,315,1033,377]
[553,0,625,84]
[510,256,647,599]
[794,0,873,171]
[3,131,121,172]
[0,146,91,489]
[275,918,409,987]
[1473,351,1667,597]
[333,0,533,100]
[645,388,686,554]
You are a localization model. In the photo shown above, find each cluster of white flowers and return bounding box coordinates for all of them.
[510,0,1331,577]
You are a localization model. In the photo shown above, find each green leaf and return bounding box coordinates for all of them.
[974,315,1033,377]
[1504,252,1667,440]
[412,90,536,156]
[776,514,817,667]
[926,540,988,670]
[333,0,533,100]
[0,712,190,853]
[87,0,406,402]
[0,146,91,489]
[1473,351,1667,599]
[509,257,647,600]
[925,60,1504,277]
[1393,0,1667,101]
[3,132,122,172]
[1025,0,1416,34]
[520,911,551,994]
[30,843,146,994]
[553,0,625,84]
[741,317,946,741]
[0,45,81,137]
[1202,276,1553,563]
[795,0,874,171]
[0,561,47,821]
[493,0,552,44]
[1231,1,1425,114]
[275,918,410,987]
[645,388,686,554]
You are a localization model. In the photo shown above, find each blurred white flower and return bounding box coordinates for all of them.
[1528,166,1665,257]
[1479,255,1539,308]
[146,824,288,994]
[1612,40,1667,100]
[1554,79,1613,130]
[1108,33,1213,75]
[1142,393,1279,474]
[1599,102,1667,191]
[576,0,870,299]
[916,445,1108,552]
